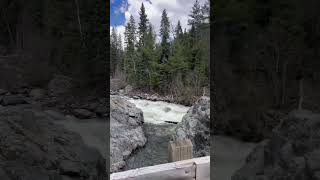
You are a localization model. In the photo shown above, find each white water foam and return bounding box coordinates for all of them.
[128,99,190,124]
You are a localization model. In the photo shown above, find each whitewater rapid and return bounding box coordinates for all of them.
[128,97,256,180]
[128,98,190,124]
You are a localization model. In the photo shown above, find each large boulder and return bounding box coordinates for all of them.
[1,95,27,106]
[232,110,320,180]
[29,88,46,100]
[110,96,146,172]
[174,96,210,157]
[0,89,8,95]
[48,75,73,97]
[124,85,133,94]
[0,105,106,179]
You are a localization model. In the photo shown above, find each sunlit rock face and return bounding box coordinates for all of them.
[174,96,210,157]
[110,95,146,172]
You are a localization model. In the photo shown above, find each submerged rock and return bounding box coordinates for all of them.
[110,95,146,172]
[232,110,320,180]
[174,96,210,157]
[163,107,171,112]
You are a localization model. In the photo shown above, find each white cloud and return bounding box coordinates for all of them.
[112,0,208,45]
[110,25,126,49]
[125,0,207,38]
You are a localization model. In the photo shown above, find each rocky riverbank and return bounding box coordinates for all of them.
[232,110,320,180]
[174,96,211,157]
[111,95,211,172]
[0,75,107,179]
[0,104,106,179]
[110,84,208,106]
[110,95,146,172]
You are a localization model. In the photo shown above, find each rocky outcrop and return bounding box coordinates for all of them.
[174,96,210,157]
[0,95,27,106]
[110,95,146,172]
[232,110,320,180]
[72,108,96,119]
[29,88,46,100]
[48,75,74,97]
[0,105,106,179]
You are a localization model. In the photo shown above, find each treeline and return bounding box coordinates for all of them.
[0,0,107,91]
[110,0,210,103]
[213,0,320,139]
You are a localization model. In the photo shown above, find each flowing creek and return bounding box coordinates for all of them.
[126,98,257,180]
[124,98,189,170]
[54,97,256,179]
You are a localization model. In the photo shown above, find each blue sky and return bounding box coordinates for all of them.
[110,0,127,26]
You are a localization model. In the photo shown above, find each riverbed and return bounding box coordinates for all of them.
[127,97,256,180]
[54,96,256,180]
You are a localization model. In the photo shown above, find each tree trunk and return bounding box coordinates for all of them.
[298,78,304,110]
[1,11,14,47]
[281,61,288,106]
[74,0,82,39]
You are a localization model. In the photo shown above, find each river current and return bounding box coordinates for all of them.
[127,98,256,180]
[55,97,255,180]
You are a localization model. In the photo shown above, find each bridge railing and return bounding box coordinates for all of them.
[110,156,210,180]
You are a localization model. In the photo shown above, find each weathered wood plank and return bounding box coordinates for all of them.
[110,156,210,180]
[168,139,193,162]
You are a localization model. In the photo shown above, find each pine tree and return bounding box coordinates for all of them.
[188,0,203,32]
[138,3,148,48]
[110,27,118,76]
[133,3,150,88]
[117,33,123,70]
[144,23,157,88]
[124,15,137,83]
[175,20,183,39]
[160,9,170,64]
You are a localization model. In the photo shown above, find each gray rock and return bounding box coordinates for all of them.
[174,96,210,157]
[59,160,82,176]
[44,110,66,120]
[1,95,27,106]
[95,105,107,116]
[232,110,320,180]
[314,171,320,180]
[29,88,46,99]
[0,168,10,180]
[48,75,73,96]
[110,95,146,172]
[0,89,8,95]
[0,106,106,179]
[72,109,95,119]
[124,85,133,94]
[163,107,171,112]
[306,149,320,171]
[65,115,78,121]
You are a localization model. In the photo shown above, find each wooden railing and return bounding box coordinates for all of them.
[110,156,210,180]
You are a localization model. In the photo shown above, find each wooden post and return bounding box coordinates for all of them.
[168,139,193,162]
